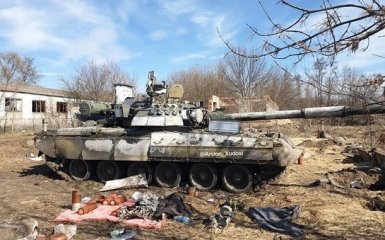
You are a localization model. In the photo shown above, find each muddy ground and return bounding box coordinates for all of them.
[0,124,385,239]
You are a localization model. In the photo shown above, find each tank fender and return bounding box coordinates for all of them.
[114,138,150,161]
[55,139,83,160]
[272,138,302,166]
[82,139,114,160]
[36,138,57,159]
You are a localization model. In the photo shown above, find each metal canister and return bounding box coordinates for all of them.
[71,190,81,212]
[298,153,305,165]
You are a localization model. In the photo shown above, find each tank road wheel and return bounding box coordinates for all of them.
[96,161,121,182]
[69,160,92,181]
[222,165,252,193]
[189,163,218,191]
[127,162,153,184]
[154,162,181,188]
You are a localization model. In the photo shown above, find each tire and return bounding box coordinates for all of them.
[96,161,121,182]
[189,163,217,190]
[127,162,153,184]
[154,162,181,188]
[222,164,252,193]
[69,160,92,181]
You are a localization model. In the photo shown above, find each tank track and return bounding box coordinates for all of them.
[45,155,286,192]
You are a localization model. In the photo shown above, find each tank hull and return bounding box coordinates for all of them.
[36,127,300,193]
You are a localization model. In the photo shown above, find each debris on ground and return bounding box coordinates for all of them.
[100,174,148,192]
[204,199,245,233]
[0,218,39,240]
[248,206,304,237]
[326,168,384,190]
[173,215,190,224]
[71,190,81,212]
[297,139,332,148]
[97,193,127,205]
[53,224,77,240]
[110,228,137,240]
[297,139,336,152]
[366,196,385,212]
[372,149,385,169]
[350,178,365,189]
[313,178,330,186]
[54,193,162,229]
[54,191,195,230]
[211,205,233,233]
[81,196,92,204]
[154,193,192,219]
[48,232,67,240]
[26,153,44,162]
[78,203,99,215]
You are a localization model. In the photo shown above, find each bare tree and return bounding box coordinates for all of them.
[62,61,137,102]
[0,52,41,132]
[0,52,41,85]
[304,58,336,106]
[222,0,385,62]
[169,65,232,104]
[219,48,268,97]
[262,66,301,109]
[338,67,384,104]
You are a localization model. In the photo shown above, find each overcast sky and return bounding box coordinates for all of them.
[0,0,383,92]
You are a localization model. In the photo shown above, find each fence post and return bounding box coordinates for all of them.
[42,118,48,132]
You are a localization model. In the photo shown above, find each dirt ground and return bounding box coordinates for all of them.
[0,124,385,240]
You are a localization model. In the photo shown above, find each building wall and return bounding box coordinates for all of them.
[0,91,79,132]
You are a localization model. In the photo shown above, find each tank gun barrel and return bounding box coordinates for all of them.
[221,103,385,121]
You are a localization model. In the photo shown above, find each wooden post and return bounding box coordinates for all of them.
[42,118,48,132]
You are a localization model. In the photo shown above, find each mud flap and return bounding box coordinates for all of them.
[272,138,302,166]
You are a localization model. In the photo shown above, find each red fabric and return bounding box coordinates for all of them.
[54,200,163,229]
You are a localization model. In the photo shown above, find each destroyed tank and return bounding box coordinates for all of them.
[35,71,385,193]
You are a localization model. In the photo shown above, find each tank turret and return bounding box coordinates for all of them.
[78,71,209,128]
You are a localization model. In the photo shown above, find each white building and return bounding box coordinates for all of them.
[0,84,79,132]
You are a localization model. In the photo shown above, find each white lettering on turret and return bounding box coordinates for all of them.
[200,151,243,157]
[225,151,244,156]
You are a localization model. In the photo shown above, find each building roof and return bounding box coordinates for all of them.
[0,84,72,98]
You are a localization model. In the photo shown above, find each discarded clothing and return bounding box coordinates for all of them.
[116,204,155,220]
[113,191,161,220]
[214,205,233,230]
[205,205,233,232]
[248,206,304,237]
[154,193,192,219]
[132,191,159,212]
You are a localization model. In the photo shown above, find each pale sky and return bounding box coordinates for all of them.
[0,0,383,92]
